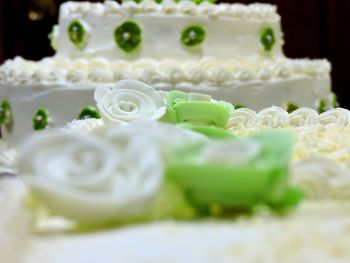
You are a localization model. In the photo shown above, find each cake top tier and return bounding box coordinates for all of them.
[55,1,283,61]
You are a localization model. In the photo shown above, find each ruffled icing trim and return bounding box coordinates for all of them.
[0,57,331,85]
[60,1,279,21]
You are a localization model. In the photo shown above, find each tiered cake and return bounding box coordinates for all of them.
[0,0,333,143]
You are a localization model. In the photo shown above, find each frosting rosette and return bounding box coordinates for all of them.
[94,79,166,124]
[18,131,163,225]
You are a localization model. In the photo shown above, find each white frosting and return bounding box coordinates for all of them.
[0,141,17,174]
[0,178,31,263]
[292,157,350,200]
[21,205,350,262]
[57,1,283,60]
[227,107,349,132]
[61,1,279,21]
[60,118,105,134]
[0,57,331,85]
[18,131,163,225]
[94,79,166,124]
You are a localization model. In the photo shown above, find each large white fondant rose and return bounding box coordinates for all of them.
[18,131,162,225]
[94,79,166,124]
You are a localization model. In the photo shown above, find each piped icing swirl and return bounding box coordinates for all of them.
[0,57,331,85]
[227,106,350,131]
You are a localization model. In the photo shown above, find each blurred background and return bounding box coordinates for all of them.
[0,0,349,107]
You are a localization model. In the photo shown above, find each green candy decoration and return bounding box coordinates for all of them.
[181,25,206,47]
[78,106,101,120]
[165,90,233,127]
[317,99,327,114]
[233,104,246,109]
[331,92,339,108]
[68,20,88,49]
[284,102,299,113]
[33,108,49,131]
[166,131,302,213]
[260,27,275,52]
[114,21,142,53]
[0,100,12,125]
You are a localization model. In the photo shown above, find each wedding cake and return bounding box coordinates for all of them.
[0,0,333,143]
[0,1,348,263]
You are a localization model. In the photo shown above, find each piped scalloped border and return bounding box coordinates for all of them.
[60,1,279,21]
[0,57,331,85]
[226,106,350,131]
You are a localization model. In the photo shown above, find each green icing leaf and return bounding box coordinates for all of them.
[114,21,142,53]
[68,20,88,49]
[317,99,327,114]
[33,108,49,131]
[284,102,299,113]
[260,27,275,52]
[166,131,300,213]
[78,106,101,120]
[0,100,12,125]
[181,25,206,47]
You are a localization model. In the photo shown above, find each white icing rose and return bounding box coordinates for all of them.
[227,108,257,131]
[289,107,319,126]
[94,79,166,124]
[257,106,289,128]
[18,131,162,224]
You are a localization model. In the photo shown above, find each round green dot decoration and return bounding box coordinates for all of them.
[78,106,101,120]
[284,102,299,113]
[33,108,49,131]
[114,21,142,53]
[260,27,275,52]
[0,100,12,125]
[317,99,327,114]
[68,20,88,49]
[181,25,206,47]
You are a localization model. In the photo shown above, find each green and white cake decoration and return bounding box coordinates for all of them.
[181,25,206,47]
[68,20,89,49]
[114,21,142,53]
[49,25,59,51]
[260,27,275,52]
[33,108,49,131]
[0,100,12,126]
[78,106,101,120]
